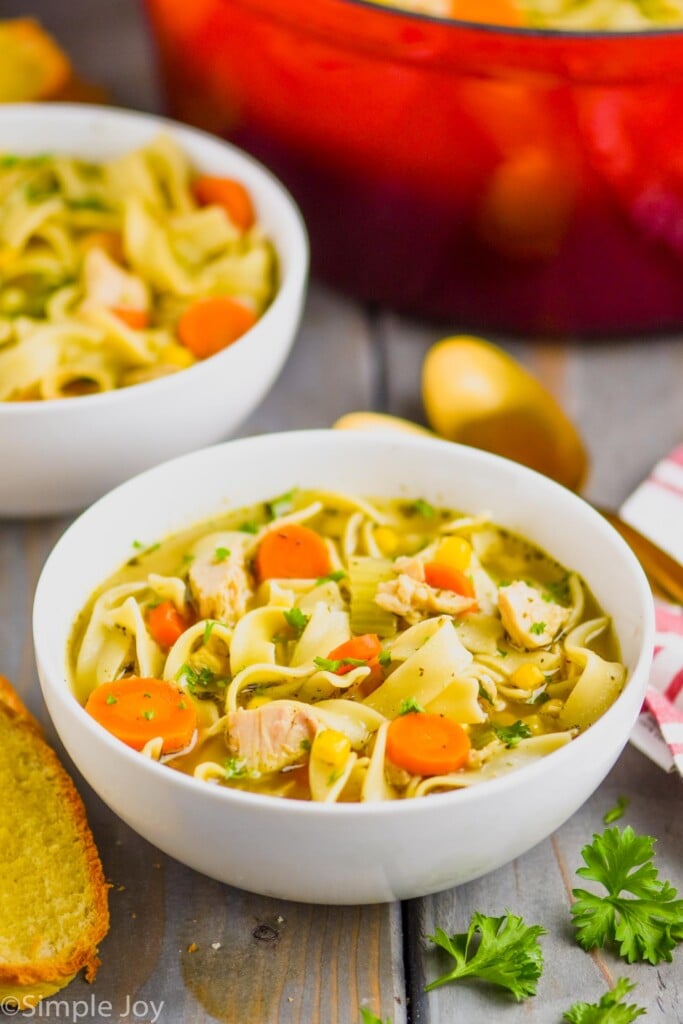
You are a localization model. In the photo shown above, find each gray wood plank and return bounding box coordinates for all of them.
[407,746,683,1024]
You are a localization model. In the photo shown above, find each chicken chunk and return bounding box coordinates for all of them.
[375,555,476,625]
[80,247,149,315]
[226,701,319,774]
[189,547,252,626]
[498,580,568,649]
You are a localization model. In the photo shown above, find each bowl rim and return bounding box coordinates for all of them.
[0,102,309,418]
[304,0,683,40]
[34,430,655,820]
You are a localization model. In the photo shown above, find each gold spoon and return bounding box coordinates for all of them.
[333,410,683,605]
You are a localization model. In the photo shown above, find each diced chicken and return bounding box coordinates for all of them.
[498,580,568,649]
[189,548,252,627]
[226,701,319,774]
[80,247,149,314]
[375,556,476,625]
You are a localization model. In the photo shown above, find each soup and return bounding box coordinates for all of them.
[70,490,626,803]
[370,0,683,29]
[0,136,276,401]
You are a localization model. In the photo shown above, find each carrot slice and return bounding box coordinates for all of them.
[255,524,331,582]
[386,713,471,776]
[85,677,197,754]
[147,601,190,648]
[424,562,476,598]
[110,307,149,330]
[192,175,255,231]
[449,0,524,26]
[327,634,382,675]
[177,296,257,359]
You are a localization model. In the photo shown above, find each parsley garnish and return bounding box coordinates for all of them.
[66,196,109,211]
[317,570,346,585]
[478,682,493,704]
[178,701,187,710]
[214,546,230,562]
[283,607,310,635]
[571,826,683,964]
[142,709,155,721]
[175,663,227,694]
[529,690,550,706]
[239,521,260,534]
[132,540,144,550]
[203,620,217,644]
[0,155,19,168]
[546,574,571,604]
[496,647,508,657]
[378,650,392,668]
[266,489,296,520]
[223,757,248,779]
[563,977,645,1024]
[313,655,367,673]
[494,721,532,748]
[529,621,546,636]
[300,738,312,753]
[359,1009,390,1024]
[412,497,436,518]
[603,797,629,825]
[105,693,118,705]
[426,911,546,1000]
[399,697,424,715]
[182,553,195,565]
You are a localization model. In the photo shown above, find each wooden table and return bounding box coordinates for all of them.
[2,2,682,1021]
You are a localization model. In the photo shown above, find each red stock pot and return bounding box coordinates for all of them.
[143,0,683,334]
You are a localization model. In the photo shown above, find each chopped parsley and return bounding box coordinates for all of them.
[545,573,572,605]
[528,690,550,706]
[571,826,683,964]
[426,911,546,1000]
[313,655,367,673]
[359,1010,390,1024]
[399,697,424,715]
[494,720,532,748]
[203,620,217,644]
[496,647,508,658]
[178,701,187,710]
[266,489,296,520]
[66,196,109,211]
[283,607,310,635]
[0,155,19,168]
[214,546,230,563]
[478,682,493,704]
[300,738,312,753]
[603,797,629,825]
[223,757,248,779]
[316,570,346,585]
[412,497,436,518]
[239,521,260,534]
[105,693,118,705]
[142,709,155,721]
[563,978,645,1024]
[175,662,227,695]
[529,621,547,636]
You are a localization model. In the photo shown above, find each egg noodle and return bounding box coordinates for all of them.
[372,0,683,27]
[71,490,627,803]
[0,136,276,400]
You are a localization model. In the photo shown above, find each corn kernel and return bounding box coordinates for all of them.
[374,526,399,556]
[246,694,271,710]
[435,536,472,572]
[313,729,351,768]
[160,342,195,369]
[510,663,545,690]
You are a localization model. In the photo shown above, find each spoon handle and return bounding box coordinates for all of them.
[596,506,683,605]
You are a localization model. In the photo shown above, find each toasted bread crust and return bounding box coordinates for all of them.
[0,680,110,989]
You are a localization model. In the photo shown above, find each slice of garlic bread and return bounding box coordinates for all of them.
[0,676,109,1010]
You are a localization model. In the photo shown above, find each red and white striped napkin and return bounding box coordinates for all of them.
[620,444,683,776]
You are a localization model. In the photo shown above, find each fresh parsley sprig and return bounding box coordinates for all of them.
[426,911,546,1000]
[494,720,532,748]
[563,977,645,1024]
[571,826,683,964]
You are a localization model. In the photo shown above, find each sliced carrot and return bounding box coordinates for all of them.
[255,524,331,582]
[192,175,255,231]
[327,634,382,675]
[85,676,197,754]
[110,306,149,330]
[424,561,476,598]
[386,713,471,776]
[449,0,524,26]
[147,600,190,648]
[177,296,257,360]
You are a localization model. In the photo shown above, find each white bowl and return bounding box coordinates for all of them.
[33,431,654,904]
[0,104,308,517]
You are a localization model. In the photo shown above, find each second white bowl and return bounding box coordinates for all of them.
[0,104,308,516]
